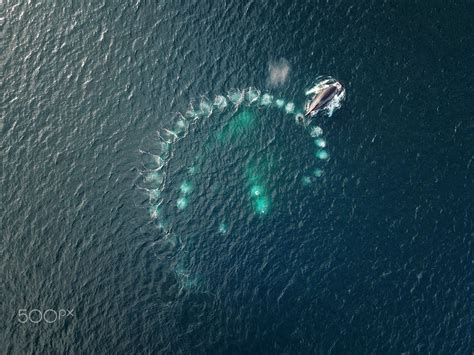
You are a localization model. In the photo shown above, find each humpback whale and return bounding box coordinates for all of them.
[305,81,344,116]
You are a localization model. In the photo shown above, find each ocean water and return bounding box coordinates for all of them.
[2,1,473,353]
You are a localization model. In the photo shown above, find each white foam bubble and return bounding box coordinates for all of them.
[199,98,213,117]
[310,126,323,137]
[173,115,189,137]
[176,196,188,210]
[295,113,304,124]
[159,129,179,144]
[150,154,165,170]
[275,99,285,108]
[245,87,260,104]
[227,89,244,106]
[314,168,324,177]
[149,188,161,201]
[316,149,329,160]
[145,171,164,184]
[314,138,326,148]
[285,102,295,113]
[184,104,198,120]
[213,95,228,110]
[260,93,273,106]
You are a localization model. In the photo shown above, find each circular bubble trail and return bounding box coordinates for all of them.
[137,77,345,289]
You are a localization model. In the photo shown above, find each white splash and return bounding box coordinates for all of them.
[267,58,290,87]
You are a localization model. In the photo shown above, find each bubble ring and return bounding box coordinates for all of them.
[138,78,345,234]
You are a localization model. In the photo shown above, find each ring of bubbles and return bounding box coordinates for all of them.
[138,77,345,238]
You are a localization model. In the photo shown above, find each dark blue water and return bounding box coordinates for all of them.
[2,1,473,353]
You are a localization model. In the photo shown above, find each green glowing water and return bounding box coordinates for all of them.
[246,160,272,215]
[216,110,256,143]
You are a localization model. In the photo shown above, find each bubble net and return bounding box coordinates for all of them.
[138,78,345,235]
